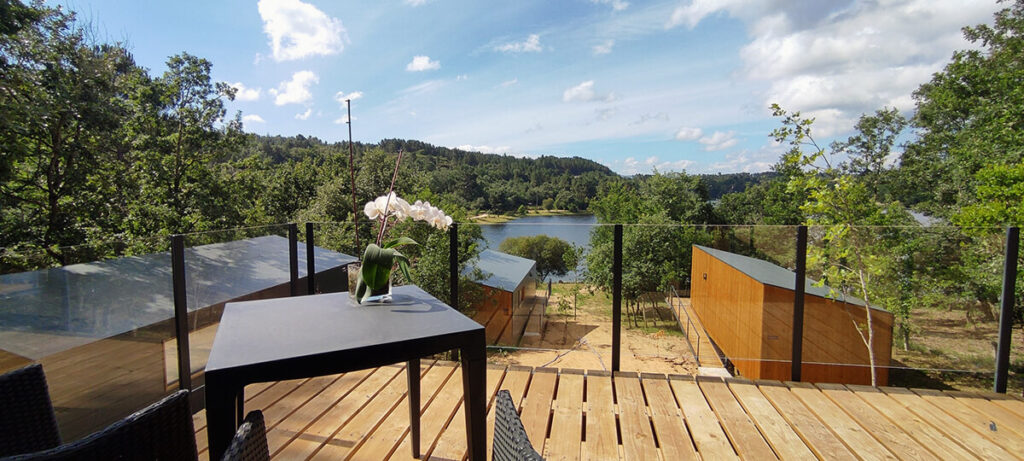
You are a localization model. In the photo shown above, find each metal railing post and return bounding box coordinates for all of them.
[171,235,191,392]
[995,226,1019,393]
[305,223,316,295]
[792,225,808,382]
[288,223,299,296]
[612,224,623,372]
[449,223,459,308]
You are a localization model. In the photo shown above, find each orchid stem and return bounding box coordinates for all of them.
[376,149,404,246]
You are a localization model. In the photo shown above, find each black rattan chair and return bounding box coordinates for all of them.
[221,410,269,461]
[492,390,544,461]
[0,364,61,457]
[4,389,198,461]
[0,364,269,461]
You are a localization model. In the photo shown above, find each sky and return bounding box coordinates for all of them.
[57,0,1001,175]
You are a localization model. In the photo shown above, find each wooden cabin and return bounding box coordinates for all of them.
[465,249,539,345]
[690,245,893,385]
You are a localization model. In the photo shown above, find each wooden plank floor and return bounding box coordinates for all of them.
[193,363,1024,461]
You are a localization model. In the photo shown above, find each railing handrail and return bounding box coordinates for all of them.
[669,285,701,367]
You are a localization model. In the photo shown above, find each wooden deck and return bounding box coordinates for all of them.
[192,362,1024,460]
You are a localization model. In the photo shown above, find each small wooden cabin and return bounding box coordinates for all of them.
[691,245,893,385]
[465,249,538,344]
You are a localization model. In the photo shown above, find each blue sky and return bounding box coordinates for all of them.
[58,0,1000,175]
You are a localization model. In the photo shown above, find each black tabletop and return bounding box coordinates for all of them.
[206,285,482,373]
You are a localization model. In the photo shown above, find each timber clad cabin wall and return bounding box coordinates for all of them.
[691,246,894,386]
[690,247,765,373]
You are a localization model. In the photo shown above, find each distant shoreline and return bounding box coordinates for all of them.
[469,210,592,223]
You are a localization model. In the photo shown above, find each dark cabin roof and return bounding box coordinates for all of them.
[693,245,884,311]
[0,235,356,359]
[465,249,536,292]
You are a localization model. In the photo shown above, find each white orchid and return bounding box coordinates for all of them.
[363,194,452,234]
[355,150,454,303]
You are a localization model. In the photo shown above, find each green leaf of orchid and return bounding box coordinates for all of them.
[383,236,418,249]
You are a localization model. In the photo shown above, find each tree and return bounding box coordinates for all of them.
[499,235,577,280]
[903,0,1024,216]
[774,104,914,385]
[0,3,139,264]
[125,52,242,236]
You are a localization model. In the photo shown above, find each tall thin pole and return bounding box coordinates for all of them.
[994,226,1019,393]
[612,224,622,372]
[171,235,191,392]
[792,225,808,381]
[347,99,359,252]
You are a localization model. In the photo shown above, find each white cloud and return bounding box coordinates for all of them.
[405,0,428,5]
[334,114,356,124]
[400,79,446,96]
[230,82,261,101]
[494,34,543,53]
[644,156,658,165]
[242,114,266,124]
[657,159,696,172]
[257,0,348,61]
[334,90,363,105]
[457,144,512,154]
[674,126,703,141]
[595,107,617,121]
[456,74,468,81]
[631,112,670,126]
[592,39,615,55]
[406,55,441,71]
[562,80,615,103]
[591,0,629,11]
[707,149,776,173]
[563,81,595,102]
[699,131,738,151]
[269,70,318,105]
[295,108,312,120]
[500,78,518,88]
[667,0,1001,137]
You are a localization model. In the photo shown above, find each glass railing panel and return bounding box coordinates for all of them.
[470,218,611,370]
[0,235,174,441]
[803,225,1016,391]
[180,224,294,389]
[618,224,800,377]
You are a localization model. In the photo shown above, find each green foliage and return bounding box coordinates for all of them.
[585,170,714,301]
[498,235,578,280]
[954,162,1024,228]
[904,0,1024,216]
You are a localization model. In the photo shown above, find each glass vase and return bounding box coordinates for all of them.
[348,262,393,304]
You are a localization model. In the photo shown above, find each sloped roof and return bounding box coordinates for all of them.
[465,249,536,292]
[694,245,885,311]
[0,235,356,359]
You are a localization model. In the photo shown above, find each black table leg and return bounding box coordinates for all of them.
[461,333,487,460]
[407,358,421,458]
[205,376,240,461]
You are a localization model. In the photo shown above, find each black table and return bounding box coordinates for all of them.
[204,285,486,460]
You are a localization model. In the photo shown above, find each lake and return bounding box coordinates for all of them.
[478,214,599,281]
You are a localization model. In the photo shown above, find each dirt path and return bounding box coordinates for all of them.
[488,285,698,375]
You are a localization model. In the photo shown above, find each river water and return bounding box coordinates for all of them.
[477,214,599,281]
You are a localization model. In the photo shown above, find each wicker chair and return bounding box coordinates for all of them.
[0,364,269,461]
[492,390,544,461]
[3,389,198,461]
[0,364,61,457]
[221,410,269,461]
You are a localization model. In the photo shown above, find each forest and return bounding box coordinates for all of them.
[2,0,1024,350]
